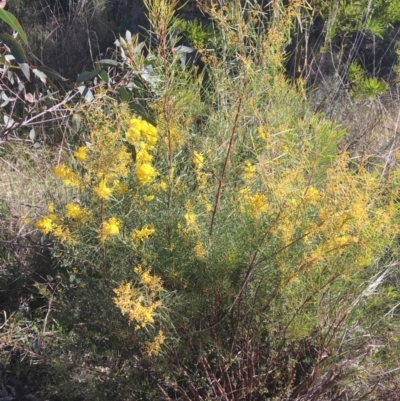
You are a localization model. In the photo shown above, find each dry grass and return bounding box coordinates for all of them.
[311,77,400,167]
[0,142,72,279]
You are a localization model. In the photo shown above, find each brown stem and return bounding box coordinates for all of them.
[209,77,248,236]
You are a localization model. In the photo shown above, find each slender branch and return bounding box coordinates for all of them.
[0,91,78,140]
[209,77,248,236]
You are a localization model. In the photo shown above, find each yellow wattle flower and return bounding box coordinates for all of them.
[47,202,55,213]
[95,179,113,200]
[74,146,88,162]
[34,216,54,234]
[54,164,81,188]
[132,226,156,242]
[136,163,157,185]
[243,161,256,181]
[193,151,204,170]
[100,217,121,242]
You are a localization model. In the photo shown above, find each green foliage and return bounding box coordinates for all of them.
[0,8,71,149]
[12,0,400,399]
[290,0,400,97]
[0,8,27,44]
[0,9,29,80]
[312,0,400,39]
[173,17,218,49]
[348,61,389,99]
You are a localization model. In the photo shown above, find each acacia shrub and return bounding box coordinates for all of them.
[30,1,400,399]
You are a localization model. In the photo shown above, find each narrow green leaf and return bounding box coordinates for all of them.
[77,69,101,83]
[98,70,109,83]
[0,9,28,45]
[35,65,67,81]
[129,103,157,127]
[95,59,119,68]
[0,33,29,79]
[118,87,130,102]
[0,33,27,64]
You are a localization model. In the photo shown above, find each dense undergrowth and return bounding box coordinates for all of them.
[1,1,400,400]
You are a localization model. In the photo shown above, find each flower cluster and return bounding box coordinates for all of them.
[126,118,158,185]
[132,225,156,243]
[113,281,160,329]
[243,161,256,181]
[34,203,79,245]
[145,330,165,357]
[74,146,88,162]
[100,217,121,242]
[54,165,81,188]
[113,265,164,331]
[95,179,113,200]
[39,111,161,251]
[192,150,207,188]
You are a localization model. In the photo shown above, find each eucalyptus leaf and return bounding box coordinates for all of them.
[19,62,30,80]
[18,81,25,92]
[0,9,28,45]
[33,68,47,84]
[7,70,15,84]
[77,69,101,83]
[129,103,157,126]
[0,33,29,80]
[118,87,130,102]
[0,92,9,107]
[95,59,119,68]
[4,115,14,129]
[36,65,67,82]
[78,85,94,102]
[0,33,27,64]
[98,70,109,83]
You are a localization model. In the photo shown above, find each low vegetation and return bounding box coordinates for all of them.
[1,1,400,400]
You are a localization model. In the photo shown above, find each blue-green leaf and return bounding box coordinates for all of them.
[77,69,101,83]
[78,85,94,102]
[0,9,28,45]
[35,65,67,82]
[98,69,109,83]
[0,33,29,80]
[95,59,119,68]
